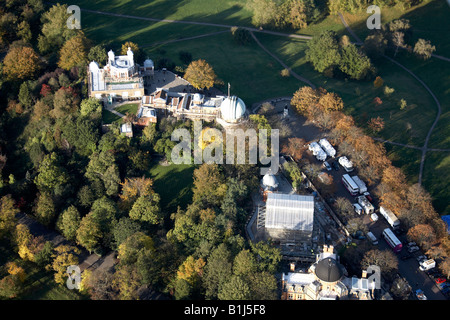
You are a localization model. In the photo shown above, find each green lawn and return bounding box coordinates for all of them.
[115,103,139,115]
[147,160,196,214]
[102,109,122,124]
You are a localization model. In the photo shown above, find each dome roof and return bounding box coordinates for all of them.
[315,257,343,283]
[220,96,246,122]
[262,172,278,188]
[144,58,154,68]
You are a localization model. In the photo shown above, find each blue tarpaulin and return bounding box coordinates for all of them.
[442,215,450,234]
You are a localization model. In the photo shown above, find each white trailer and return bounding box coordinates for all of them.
[419,259,436,271]
[308,142,327,161]
[379,206,400,229]
[318,138,336,158]
[351,175,367,194]
[338,156,354,172]
[357,195,374,214]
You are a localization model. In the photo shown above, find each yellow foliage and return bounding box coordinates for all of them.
[177,256,206,284]
[7,262,26,282]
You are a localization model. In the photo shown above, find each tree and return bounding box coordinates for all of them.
[290,86,322,116]
[413,38,435,60]
[80,98,102,118]
[361,249,398,280]
[368,117,385,133]
[218,275,251,300]
[112,217,142,249]
[51,244,80,285]
[34,152,69,194]
[338,43,375,80]
[0,194,19,239]
[129,194,162,224]
[305,31,341,73]
[34,192,56,227]
[334,197,354,221]
[56,205,81,242]
[247,0,279,28]
[184,59,217,90]
[18,81,35,107]
[88,44,107,66]
[58,34,88,70]
[177,256,206,286]
[76,213,102,253]
[51,86,80,119]
[248,271,278,300]
[37,3,79,54]
[407,224,436,250]
[233,249,257,278]
[250,241,281,273]
[192,163,227,207]
[3,45,40,80]
[202,243,233,299]
[112,264,142,300]
[120,41,142,62]
[117,232,154,265]
[0,274,24,298]
[363,33,387,59]
[399,98,407,110]
[231,27,251,45]
[85,150,121,196]
[281,137,307,161]
[373,76,384,88]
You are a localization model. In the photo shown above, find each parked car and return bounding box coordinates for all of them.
[407,242,417,247]
[323,161,332,171]
[401,254,413,261]
[408,246,420,253]
[435,278,447,284]
[331,161,339,171]
[416,255,427,262]
[362,192,373,202]
[415,289,427,300]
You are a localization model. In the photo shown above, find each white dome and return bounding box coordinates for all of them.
[262,172,278,188]
[220,96,246,122]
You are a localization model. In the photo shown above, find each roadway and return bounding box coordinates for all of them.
[315,155,446,300]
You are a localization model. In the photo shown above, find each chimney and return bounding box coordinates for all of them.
[362,270,367,278]
[328,245,334,253]
[290,262,296,272]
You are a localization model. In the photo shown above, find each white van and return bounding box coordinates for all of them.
[367,232,378,245]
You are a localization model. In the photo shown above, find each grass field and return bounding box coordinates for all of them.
[146,160,196,214]
[115,103,139,115]
[59,0,449,213]
[102,109,122,124]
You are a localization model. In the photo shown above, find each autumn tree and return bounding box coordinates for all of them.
[192,163,227,207]
[0,194,19,239]
[361,249,398,280]
[51,86,80,119]
[413,39,435,60]
[184,59,217,90]
[3,45,40,80]
[51,244,80,285]
[58,34,89,70]
[76,213,103,253]
[119,176,156,211]
[373,76,384,88]
[407,224,436,250]
[368,116,385,133]
[281,137,307,161]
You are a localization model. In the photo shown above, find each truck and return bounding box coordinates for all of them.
[351,175,367,194]
[308,142,327,161]
[338,156,354,172]
[356,195,374,214]
[318,138,336,158]
[419,259,436,271]
[379,206,400,229]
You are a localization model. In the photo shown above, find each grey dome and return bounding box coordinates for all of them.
[315,257,343,283]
